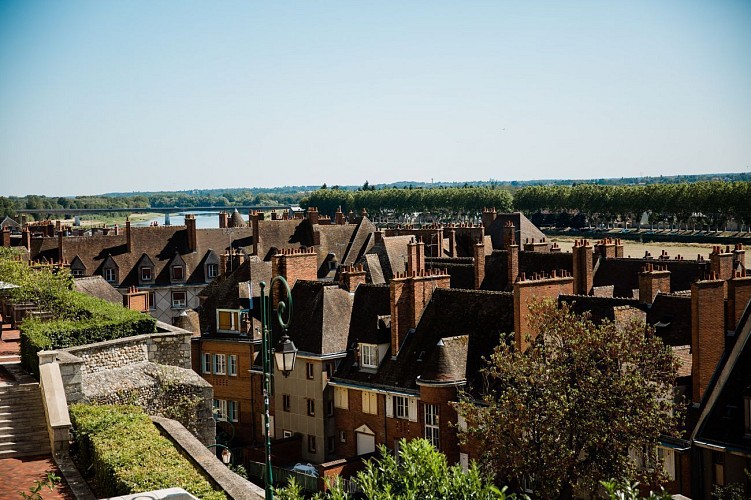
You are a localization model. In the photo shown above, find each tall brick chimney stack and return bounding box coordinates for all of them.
[691,275,726,402]
[727,270,751,332]
[22,228,31,252]
[502,220,516,250]
[2,227,11,247]
[481,208,497,232]
[572,239,593,295]
[507,236,519,290]
[638,263,671,304]
[271,248,318,307]
[710,245,734,282]
[185,214,197,253]
[339,265,367,292]
[473,241,485,290]
[219,211,228,229]
[307,207,319,225]
[335,207,345,225]
[250,211,262,256]
[390,269,450,359]
[407,238,425,276]
[125,219,132,253]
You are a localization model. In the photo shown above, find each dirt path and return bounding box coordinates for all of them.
[545,235,719,260]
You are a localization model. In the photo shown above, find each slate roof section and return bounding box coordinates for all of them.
[284,281,353,356]
[73,276,123,304]
[647,293,692,346]
[334,288,513,395]
[558,295,643,324]
[346,284,391,345]
[419,336,469,384]
[487,212,546,250]
[594,258,709,298]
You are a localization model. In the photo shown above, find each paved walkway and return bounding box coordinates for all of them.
[0,455,75,499]
[0,318,77,499]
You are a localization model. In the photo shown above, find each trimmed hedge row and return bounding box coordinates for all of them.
[20,289,156,377]
[70,404,226,500]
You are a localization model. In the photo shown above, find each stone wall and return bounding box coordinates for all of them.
[51,321,214,445]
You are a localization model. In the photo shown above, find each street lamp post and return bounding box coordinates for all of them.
[259,276,297,500]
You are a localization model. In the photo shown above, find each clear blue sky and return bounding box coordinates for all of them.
[1,1,749,197]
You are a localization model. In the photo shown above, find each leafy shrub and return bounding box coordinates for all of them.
[69,404,226,500]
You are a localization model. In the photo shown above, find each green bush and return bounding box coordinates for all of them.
[70,404,226,500]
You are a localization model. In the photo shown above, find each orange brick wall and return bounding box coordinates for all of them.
[514,275,574,351]
[691,279,726,402]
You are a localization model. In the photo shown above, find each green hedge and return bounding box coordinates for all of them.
[70,404,226,500]
[20,289,156,377]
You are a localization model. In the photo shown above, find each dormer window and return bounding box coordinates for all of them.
[141,267,153,282]
[72,269,84,278]
[207,263,218,279]
[360,344,378,369]
[172,265,184,281]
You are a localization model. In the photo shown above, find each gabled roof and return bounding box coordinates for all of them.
[487,212,546,250]
[284,281,353,356]
[136,253,155,268]
[346,284,391,345]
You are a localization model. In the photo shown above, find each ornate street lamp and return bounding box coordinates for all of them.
[259,276,298,500]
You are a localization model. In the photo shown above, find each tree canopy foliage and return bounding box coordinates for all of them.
[456,300,681,499]
[276,438,510,500]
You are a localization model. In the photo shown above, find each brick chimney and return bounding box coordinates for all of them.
[335,207,345,225]
[271,248,318,306]
[339,265,367,292]
[513,271,574,351]
[507,240,519,289]
[481,208,497,232]
[523,237,549,253]
[710,245,734,282]
[22,228,31,252]
[727,270,751,332]
[2,228,10,247]
[595,238,616,259]
[123,286,149,312]
[473,241,485,290]
[374,230,384,245]
[691,276,726,402]
[126,219,132,253]
[615,239,624,258]
[250,211,261,256]
[407,238,425,276]
[390,269,450,358]
[307,207,319,225]
[502,220,515,250]
[638,263,671,304]
[185,214,197,253]
[219,211,228,229]
[448,229,456,258]
[572,239,593,295]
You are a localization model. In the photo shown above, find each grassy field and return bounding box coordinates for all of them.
[545,234,721,260]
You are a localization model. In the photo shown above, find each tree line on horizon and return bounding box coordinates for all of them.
[2,178,750,229]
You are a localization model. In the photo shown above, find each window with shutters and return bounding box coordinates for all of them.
[217,310,240,333]
[362,391,378,415]
[228,355,237,376]
[213,354,226,375]
[213,399,228,421]
[334,387,349,409]
[202,353,211,374]
[394,396,408,419]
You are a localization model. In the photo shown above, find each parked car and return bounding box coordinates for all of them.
[291,463,319,477]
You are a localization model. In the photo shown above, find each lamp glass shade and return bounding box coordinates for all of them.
[274,336,298,376]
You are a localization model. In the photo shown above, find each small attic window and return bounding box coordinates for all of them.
[207,263,219,279]
[172,265,184,281]
[141,267,153,282]
[103,268,116,283]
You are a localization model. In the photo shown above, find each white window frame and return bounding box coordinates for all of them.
[394,396,408,419]
[171,291,187,308]
[228,354,237,376]
[213,399,228,421]
[141,267,152,282]
[362,391,378,415]
[172,265,184,281]
[202,353,211,374]
[425,404,440,449]
[227,400,239,423]
[334,387,348,409]
[213,354,226,375]
[207,263,219,279]
[360,343,378,368]
[104,268,115,283]
[217,309,240,333]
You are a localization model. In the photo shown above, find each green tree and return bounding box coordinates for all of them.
[456,300,681,499]
[276,438,511,499]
